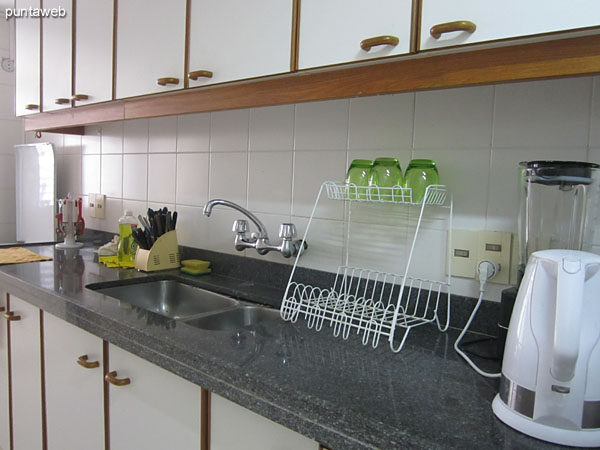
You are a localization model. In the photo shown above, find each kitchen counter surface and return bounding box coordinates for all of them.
[0,245,573,450]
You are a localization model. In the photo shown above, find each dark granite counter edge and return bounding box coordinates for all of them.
[0,269,377,450]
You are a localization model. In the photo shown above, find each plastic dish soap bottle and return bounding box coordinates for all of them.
[117,210,138,265]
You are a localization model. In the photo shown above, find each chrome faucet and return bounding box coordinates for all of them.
[203,199,307,258]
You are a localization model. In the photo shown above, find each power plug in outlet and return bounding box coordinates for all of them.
[95,194,105,219]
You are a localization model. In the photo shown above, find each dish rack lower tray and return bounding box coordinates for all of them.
[281,265,450,352]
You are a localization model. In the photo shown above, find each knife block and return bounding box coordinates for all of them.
[134,230,180,272]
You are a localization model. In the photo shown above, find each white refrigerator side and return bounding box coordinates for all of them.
[14,143,56,243]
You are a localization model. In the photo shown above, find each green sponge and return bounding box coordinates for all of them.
[181,259,211,271]
[180,266,211,276]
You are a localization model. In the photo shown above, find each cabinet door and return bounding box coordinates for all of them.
[188,0,292,88]
[420,0,600,50]
[115,0,186,99]
[44,313,104,450]
[298,0,412,70]
[108,344,201,450]
[0,292,8,450]
[42,0,73,112]
[15,0,41,116]
[211,393,317,450]
[7,295,43,450]
[73,0,114,105]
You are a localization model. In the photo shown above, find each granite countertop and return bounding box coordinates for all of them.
[0,244,572,450]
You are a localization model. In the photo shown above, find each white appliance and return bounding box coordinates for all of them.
[15,143,56,243]
[492,249,600,447]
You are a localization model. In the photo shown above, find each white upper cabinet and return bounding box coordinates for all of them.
[420,0,600,50]
[108,344,202,450]
[298,0,412,70]
[15,0,41,116]
[44,313,104,450]
[187,0,293,87]
[115,0,186,99]
[74,0,114,105]
[42,0,73,112]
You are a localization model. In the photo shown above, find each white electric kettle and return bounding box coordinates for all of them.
[492,249,600,446]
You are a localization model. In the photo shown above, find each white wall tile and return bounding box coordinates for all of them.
[590,147,600,164]
[121,200,147,225]
[0,84,15,118]
[249,105,294,151]
[100,197,122,233]
[294,99,349,151]
[292,151,345,220]
[205,208,246,255]
[210,109,249,152]
[56,154,82,198]
[82,155,101,194]
[122,154,148,201]
[175,205,209,248]
[62,134,82,155]
[40,132,64,154]
[293,216,343,273]
[413,148,490,229]
[209,152,248,207]
[0,154,14,189]
[176,153,209,206]
[123,119,149,154]
[414,85,493,150]
[100,122,123,154]
[248,152,292,215]
[101,154,123,197]
[487,147,588,232]
[149,116,177,153]
[493,77,592,149]
[82,133,101,155]
[349,93,414,150]
[0,222,16,243]
[147,153,176,204]
[177,113,210,152]
[590,77,600,148]
[0,121,22,155]
[0,189,15,223]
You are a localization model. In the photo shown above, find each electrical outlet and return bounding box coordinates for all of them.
[448,230,478,278]
[87,193,96,218]
[95,194,106,219]
[477,231,512,284]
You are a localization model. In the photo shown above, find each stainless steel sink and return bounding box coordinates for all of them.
[182,305,280,331]
[91,280,238,320]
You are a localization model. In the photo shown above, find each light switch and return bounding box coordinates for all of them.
[447,230,478,278]
[87,193,96,218]
[95,194,106,219]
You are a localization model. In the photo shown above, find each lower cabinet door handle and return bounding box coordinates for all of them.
[77,354,100,369]
[105,370,131,386]
[4,311,21,321]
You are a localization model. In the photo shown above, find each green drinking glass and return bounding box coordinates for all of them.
[404,159,439,203]
[345,159,373,199]
[369,158,403,201]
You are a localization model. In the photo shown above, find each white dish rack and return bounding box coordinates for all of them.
[280,181,453,353]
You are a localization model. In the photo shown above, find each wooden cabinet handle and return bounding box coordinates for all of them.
[25,104,39,110]
[188,70,213,81]
[77,354,100,369]
[55,98,70,105]
[0,306,4,312]
[4,311,21,321]
[360,35,399,51]
[105,370,130,386]
[71,94,89,101]
[430,20,476,39]
[156,77,180,86]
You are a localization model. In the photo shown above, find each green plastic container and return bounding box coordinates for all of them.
[369,158,403,201]
[404,159,439,203]
[345,159,373,199]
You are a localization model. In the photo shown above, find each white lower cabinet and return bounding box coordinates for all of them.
[7,295,44,450]
[211,393,317,450]
[0,292,8,450]
[44,313,104,450]
[108,343,202,450]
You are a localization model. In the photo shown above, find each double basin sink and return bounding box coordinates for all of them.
[87,278,280,331]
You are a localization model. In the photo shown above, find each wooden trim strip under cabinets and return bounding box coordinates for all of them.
[23,34,600,133]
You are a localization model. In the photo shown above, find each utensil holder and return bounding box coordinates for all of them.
[134,230,180,272]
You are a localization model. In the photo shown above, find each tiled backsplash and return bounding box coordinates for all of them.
[26,76,600,301]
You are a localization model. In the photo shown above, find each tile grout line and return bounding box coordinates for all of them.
[484,85,497,230]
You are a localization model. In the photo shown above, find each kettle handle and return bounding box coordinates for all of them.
[551,257,585,382]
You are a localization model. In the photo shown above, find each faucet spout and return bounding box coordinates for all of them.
[203,199,269,238]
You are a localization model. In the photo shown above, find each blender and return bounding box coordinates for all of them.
[498,161,600,356]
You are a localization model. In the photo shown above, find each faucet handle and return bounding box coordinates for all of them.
[279,223,297,240]
[233,219,249,234]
